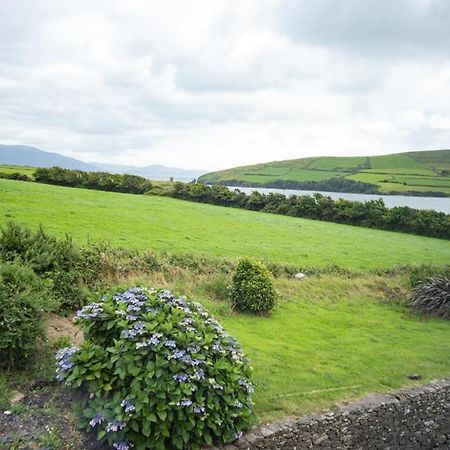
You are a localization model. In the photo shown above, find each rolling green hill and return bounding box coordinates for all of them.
[1,178,449,269]
[199,149,450,195]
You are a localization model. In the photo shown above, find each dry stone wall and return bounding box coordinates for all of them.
[213,379,450,450]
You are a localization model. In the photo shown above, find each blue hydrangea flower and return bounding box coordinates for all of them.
[121,329,137,339]
[121,398,135,413]
[113,441,132,450]
[163,339,177,348]
[106,420,126,433]
[89,413,105,427]
[194,405,205,414]
[171,349,186,360]
[75,303,104,320]
[173,373,189,383]
[176,399,192,407]
[55,346,79,380]
[193,368,205,380]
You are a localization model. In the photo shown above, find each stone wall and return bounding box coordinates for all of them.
[220,379,450,450]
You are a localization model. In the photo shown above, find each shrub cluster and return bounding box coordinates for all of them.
[411,277,450,319]
[0,171,32,182]
[34,166,152,194]
[229,258,277,313]
[0,262,55,369]
[168,183,450,240]
[56,287,255,450]
[0,222,86,311]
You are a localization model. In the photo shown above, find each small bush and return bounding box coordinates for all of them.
[411,277,450,319]
[229,258,277,313]
[0,262,54,369]
[56,287,255,450]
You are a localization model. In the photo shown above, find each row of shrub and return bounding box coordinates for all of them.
[167,183,450,240]
[208,176,380,194]
[34,166,153,194]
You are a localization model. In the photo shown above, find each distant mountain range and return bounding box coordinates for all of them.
[0,145,205,181]
[199,149,450,196]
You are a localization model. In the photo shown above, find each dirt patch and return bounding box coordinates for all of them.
[0,383,108,449]
[46,314,83,346]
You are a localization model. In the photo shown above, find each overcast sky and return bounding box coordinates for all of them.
[1,0,450,170]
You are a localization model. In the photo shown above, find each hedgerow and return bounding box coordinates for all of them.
[56,287,255,450]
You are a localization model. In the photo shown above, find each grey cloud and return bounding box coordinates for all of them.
[0,1,449,169]
[280,0,450,58]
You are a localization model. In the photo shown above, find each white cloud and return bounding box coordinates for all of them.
[0,0,449,170]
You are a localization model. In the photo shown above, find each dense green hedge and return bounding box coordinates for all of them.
[0,262,55,369]
[34,166,153,194]
[168,183,450,240]
[0,222,86,311]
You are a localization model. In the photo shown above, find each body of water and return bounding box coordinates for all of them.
[226,186,450,214]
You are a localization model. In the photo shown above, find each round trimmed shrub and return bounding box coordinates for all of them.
[411,276,450,319]
[229,258,277,313]
[56,287,255,450]
[0,262,54,369]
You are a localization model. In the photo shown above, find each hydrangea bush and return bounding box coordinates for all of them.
[56,287,255,450]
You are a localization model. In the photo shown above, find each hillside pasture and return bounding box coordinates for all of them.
[199,150,450,195]
[1,179,450,269]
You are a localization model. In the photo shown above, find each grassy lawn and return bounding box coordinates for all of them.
[1,179,450,269]
[229,279,450,420]
[109,272,450,422]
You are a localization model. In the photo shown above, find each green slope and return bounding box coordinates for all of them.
[1,179,450,269]
[199,149,450,195]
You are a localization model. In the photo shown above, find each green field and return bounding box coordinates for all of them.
[0,164,36,178]
[199,149,450,195]
[1,179,450,269]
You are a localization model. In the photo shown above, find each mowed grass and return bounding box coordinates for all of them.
[1,179,450,269]
[227,280,450,420]
[128,272,450,421]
